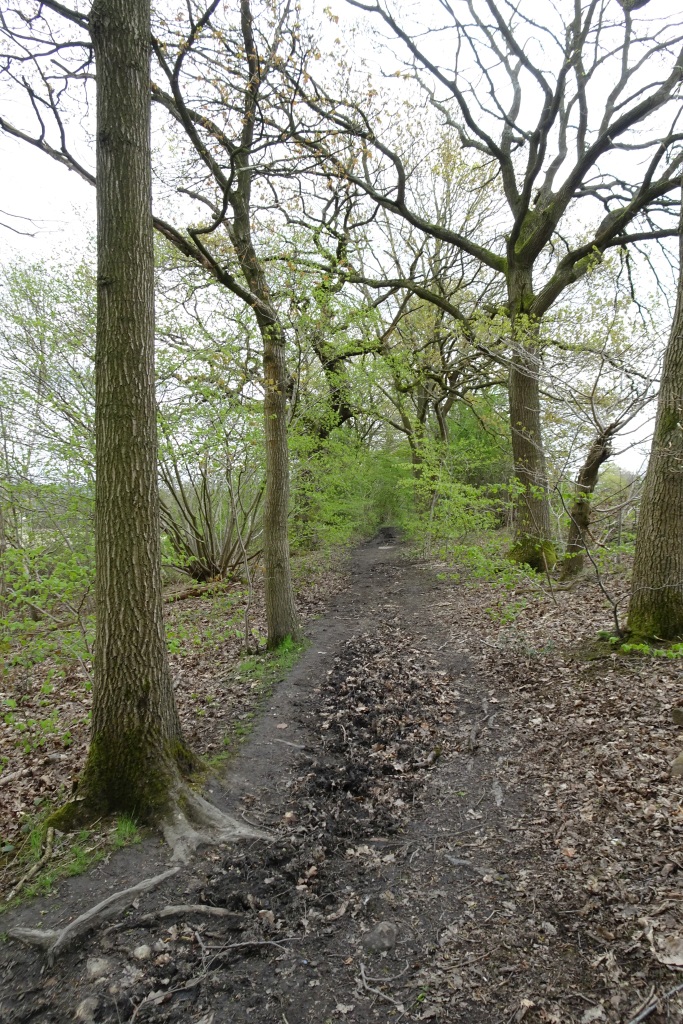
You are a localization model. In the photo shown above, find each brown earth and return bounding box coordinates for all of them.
[0,535,682,1024]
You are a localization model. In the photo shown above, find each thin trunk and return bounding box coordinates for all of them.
[507,263,555,570]
[231,0,298,648]
[260,316,300,645]
[232,217,299,645]
[560,432,612,579]
[628,193,683,640]
[310,335,355,438]
[64,0,191,823]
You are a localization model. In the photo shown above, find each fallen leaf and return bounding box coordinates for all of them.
[580,1006,606,1024]
[654,932,683,967]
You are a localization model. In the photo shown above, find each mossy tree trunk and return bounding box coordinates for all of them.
[507,264,556,571]
[560,430,613,579]
[68,0,191,823]
[628,196,683,640]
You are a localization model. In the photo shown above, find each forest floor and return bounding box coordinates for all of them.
[0,535,682,1024]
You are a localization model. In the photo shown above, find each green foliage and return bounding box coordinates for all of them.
[607,635,683,659]
[1,699,70,755]
[0,540,94,672]
[0,811,143,910]
[112,815,142,848]
[394,433,501,557]
[165,589,264,655]
[289,430,408,551]
[202,637,307,772]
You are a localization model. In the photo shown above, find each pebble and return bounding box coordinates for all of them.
[362,920,398,952]
[75,997,100,1023]
[86,957,112,981]
[132,944,152,961]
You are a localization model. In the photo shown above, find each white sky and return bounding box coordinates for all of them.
[0,131,94,262]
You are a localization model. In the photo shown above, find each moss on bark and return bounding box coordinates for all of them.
[509,536,557,572]
[626,601,683,643]
[46,734,197,831]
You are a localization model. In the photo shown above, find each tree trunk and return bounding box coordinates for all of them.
[303,328,355,439]
[61,0,191,823]
[231,232,299,647]
[260,315,300,646]
[560,431,613,579]
[507,265,556,570]
[628,198,683,640]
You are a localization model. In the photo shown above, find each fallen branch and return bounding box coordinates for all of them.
[0,769,26,788]
[9,865,181,964]
[5,827,54,901]
[163,580,234,604]
[207,937,301,952]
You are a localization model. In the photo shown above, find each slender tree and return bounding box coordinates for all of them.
[628,190,683,640]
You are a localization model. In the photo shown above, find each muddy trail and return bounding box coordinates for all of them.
[1,536,681,1024]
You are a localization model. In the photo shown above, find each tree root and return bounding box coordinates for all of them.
[103,903,243,934]
[9,866,180,965]
[162,786,270,864]
[7,788,270,962]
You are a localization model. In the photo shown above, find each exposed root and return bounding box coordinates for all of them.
[103,903,243,934]
[162,786,270,864]
[9,866,180,964]
[7,789,270,962]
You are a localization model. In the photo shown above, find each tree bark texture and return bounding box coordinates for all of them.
[76,0,190,819]
[226,0,299,649]
[231,215,299,648]
[507,265,556,570]
[560,431,613,579]
[628,202,683,640]
[260,315,300,646]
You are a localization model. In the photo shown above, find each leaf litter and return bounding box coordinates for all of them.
[0,543,681,1023]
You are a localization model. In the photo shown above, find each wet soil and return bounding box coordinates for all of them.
[0,536,680,1024]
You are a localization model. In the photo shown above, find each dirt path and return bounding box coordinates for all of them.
[1,537,681,1023]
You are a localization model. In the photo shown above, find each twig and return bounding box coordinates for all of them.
[624,986,656,1023]
[10,865,180,964]
[359,961,405,1010]
[6,827,54,901]
[0,769,24,788]
[362,964,409,984]
[207,938,301,951]
[129,976,203,1022]
[206,936,301,970]
[626,982,683,1024]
